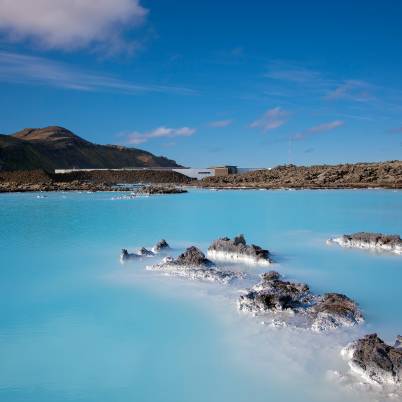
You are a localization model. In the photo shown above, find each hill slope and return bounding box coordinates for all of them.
[0,126,180,171]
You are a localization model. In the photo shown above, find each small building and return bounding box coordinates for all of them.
[172,168,215,180]
[210,166,238,176]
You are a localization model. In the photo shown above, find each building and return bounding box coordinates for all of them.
[210,166,238,176]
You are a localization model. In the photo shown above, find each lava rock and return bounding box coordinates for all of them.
[146,246,245,284]
[342,333,402,385]
[198,161,402,189]
[328,232,402,254]
[310,293,364,331]
[152,239,170,253]
[134,185,187,195]
[238,272,363,331]
[138,247,154,256]
[120,248,139,262]
[208,234,272,264]
[173,246,214,268]
[238,271,311,313]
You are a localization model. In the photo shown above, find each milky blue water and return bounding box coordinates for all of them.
[0,189,401,402]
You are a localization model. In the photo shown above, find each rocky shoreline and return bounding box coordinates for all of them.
[1,160,401,193]
[198,161,402,189]
[0,169,192,193]
[134,185,187,195]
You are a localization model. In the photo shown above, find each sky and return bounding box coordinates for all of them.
[0,0,402,167]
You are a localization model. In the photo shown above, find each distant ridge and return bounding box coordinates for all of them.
[0,126,180,171]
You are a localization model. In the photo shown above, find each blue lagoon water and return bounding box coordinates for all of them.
[0,189,401,401]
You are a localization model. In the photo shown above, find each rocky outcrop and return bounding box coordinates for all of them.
[238,272,363,331]
[199,161,402,189]
[0,179,122,193]
[134,185,187,195]
[138,247,154,256]
[120,240,171,262]
[152,239,170,253]
[174,246,214,268]
[328,232,402,254]
[120,249,139,262]
[310,293,364,331]
[395,335,402,349]
[0,164,192,193]
[341,334,402,385]
[238,271,312,314]
[207,234,272,265]
[147,246,245,284]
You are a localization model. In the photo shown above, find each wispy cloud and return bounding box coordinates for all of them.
[0,0,148,53]
[250,107,289,132]
[0,51,194,94]
[308,120,344,133]
[126,126,196,144]
[208,119,232,128]
[265,62,377,104]
[293,120,344,141]
[325,80,374,102]
[265,63,323,84]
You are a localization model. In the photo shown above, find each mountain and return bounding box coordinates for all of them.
[0,126,180,171]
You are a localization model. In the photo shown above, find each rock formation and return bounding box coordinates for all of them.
[152,239,170,253]
[120,239,171,261]
[208,234,272,265]
[147,246,245,284]
[328,232,402,254]
[238,271,312,314]
[138,247,154,256]
[134,185,187,195]
[199,161,402,189]
[120,249,139,262]
[341,333,402,385]
[238,271,363,331]
[310,293,364,331]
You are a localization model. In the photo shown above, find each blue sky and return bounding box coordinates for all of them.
[0,0,402,167]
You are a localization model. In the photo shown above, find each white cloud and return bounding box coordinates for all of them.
[0,51,194,94]
[209,119,232,128]
[127,126,196,144]
[0,0,148,52]
[250,107,289,132]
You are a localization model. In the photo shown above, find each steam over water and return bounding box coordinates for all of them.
[0,189,401,401]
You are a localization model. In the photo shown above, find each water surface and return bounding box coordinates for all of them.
[0,189,401,401]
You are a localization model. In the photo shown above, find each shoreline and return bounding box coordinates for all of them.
[1,160,401,192]
[1,183,402,193]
